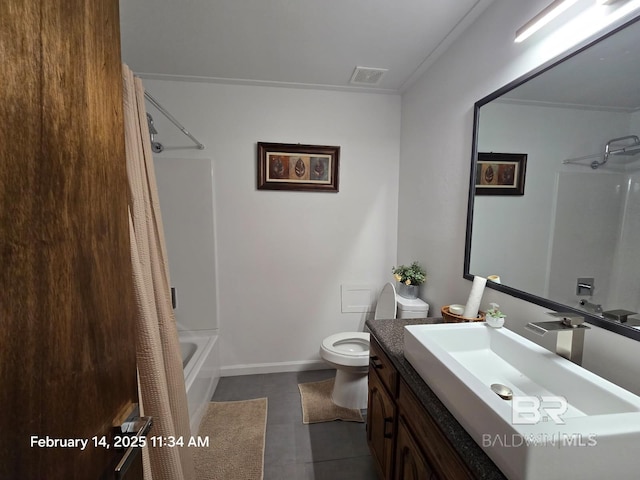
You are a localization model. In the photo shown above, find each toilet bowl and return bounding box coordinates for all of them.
[319,332,370,409]
[319,282,398,409]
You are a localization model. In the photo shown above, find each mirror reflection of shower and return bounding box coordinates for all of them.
[563,135,640,169]
[580,299,603,315]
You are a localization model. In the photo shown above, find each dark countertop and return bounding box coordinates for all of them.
[366,318,507,480]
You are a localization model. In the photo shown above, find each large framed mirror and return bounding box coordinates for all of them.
[465,15,640,342]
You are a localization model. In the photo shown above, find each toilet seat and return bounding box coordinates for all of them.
[320,332,370,367]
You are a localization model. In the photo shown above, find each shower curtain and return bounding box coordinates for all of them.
[122,64,195,480]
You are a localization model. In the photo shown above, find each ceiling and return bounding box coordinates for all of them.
[119,0,495,93]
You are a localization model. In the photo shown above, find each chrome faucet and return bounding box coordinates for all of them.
[526,312,590,365]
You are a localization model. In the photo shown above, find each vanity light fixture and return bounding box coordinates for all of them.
[515,0,580,43]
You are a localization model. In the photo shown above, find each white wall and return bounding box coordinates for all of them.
[144,80,401,374]
[399,0,640,394]
[631,109,640,134]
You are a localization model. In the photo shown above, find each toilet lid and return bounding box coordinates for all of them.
[374,282,397,320]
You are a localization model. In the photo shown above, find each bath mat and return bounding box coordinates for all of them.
[298,378,364,424]
[194,398,268,480]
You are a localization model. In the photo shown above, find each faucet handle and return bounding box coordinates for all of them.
[546,312,585,327]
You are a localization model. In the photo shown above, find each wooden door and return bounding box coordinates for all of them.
[367,369,396,480]
[0,1,141,478]
[394,419,436,480]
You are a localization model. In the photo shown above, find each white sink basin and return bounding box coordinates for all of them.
[404,323,640,480]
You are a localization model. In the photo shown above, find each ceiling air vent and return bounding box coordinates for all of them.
[350,66,388,86]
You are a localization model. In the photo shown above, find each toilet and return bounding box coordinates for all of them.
[319,283,429,409]
[319,332,371,409]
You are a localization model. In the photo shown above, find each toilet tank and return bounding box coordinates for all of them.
[397,296,429,319]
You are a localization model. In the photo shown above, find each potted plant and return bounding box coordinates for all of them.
[486,302,506,328]
[392,261,426,299]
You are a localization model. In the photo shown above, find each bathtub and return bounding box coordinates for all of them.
[179,330,219,434]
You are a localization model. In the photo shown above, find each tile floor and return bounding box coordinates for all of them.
[212,369,377,480]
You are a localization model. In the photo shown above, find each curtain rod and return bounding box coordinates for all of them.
[143,91,205,151]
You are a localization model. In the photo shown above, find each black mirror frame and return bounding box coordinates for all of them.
[464,15,640,342]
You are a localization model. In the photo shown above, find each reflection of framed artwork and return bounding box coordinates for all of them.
[475,152,527,196]
[257,142,340,192]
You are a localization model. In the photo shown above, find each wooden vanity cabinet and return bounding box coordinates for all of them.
[367,338,398,479]
[395,417,436,480]
[367,337,475,480]
[397,380,474,479]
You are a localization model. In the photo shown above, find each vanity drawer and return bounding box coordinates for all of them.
[369,337,397,397]
[397,379,473,480]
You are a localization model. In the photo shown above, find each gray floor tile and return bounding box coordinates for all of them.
[309,456,377,480]
[267,389,304,425]
[212,375,266,400]
[306,421,358,462]
[292,423,314,463]
[344,422,371,457]
[264,423,297,466]
[212,369,373,479]
[264,461,315,480]
[296,369,336,384]
[262,371,304,394]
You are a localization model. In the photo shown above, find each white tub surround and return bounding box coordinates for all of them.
[179,330,220,433]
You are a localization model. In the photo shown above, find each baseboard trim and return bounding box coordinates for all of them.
[220,359,328,377]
